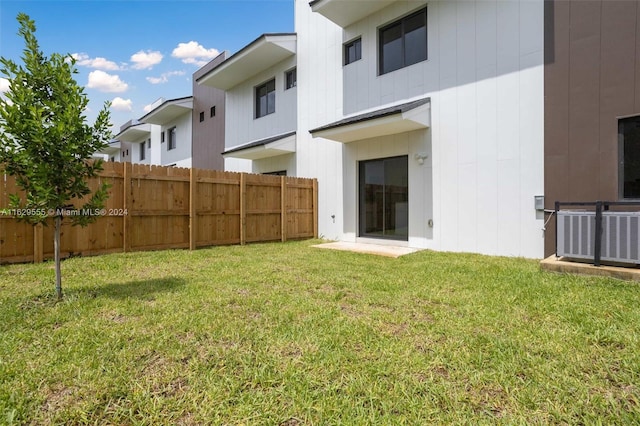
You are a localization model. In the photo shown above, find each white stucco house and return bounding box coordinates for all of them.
[139,96,194,168]
[94,139,123,163]
[200,0,545,258]
[197,33,298,175]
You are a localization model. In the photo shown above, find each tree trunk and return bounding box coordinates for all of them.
[54,215,62,300]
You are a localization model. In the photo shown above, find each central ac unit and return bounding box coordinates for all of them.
[557,211,640,265]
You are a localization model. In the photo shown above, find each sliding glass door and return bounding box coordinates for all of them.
[358,156,408,240]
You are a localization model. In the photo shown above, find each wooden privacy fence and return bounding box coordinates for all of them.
[0,162,318,264]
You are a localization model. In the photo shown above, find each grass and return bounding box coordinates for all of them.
[1,239,639,425]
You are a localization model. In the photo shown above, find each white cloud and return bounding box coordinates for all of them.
[87,70,128,93]
[0,78,12,105]
[71,53,121,70]
[146,70,185,84]
[111,97,133,112]
[130,50,163,70]
[0,77,9,94]
[172,41,219,67]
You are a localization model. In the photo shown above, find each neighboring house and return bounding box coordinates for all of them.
[113,119,158,165]
[191,52,229,171]
[544,0,640,257]
[139,96,194,168]
[93,139,122,163]
[198,33,298,175]
[103,56,227,170]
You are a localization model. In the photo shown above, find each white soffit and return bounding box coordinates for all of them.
[115,123,151,143]
[311,100,430,143]
[309,0,398,27]
[100,143,121,154]
[223,132,296,160]
[198,34,297,90]
[141,97,193,125]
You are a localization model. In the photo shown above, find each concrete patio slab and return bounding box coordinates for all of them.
[312,241,422,258]
[540,256,640,282]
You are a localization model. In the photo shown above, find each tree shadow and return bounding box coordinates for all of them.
[81,277,187,300]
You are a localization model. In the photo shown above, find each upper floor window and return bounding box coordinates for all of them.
[619,116,640,199]
[199,111,205,122]
[379,8,427,75]
[210,106,216,117]
[344,38,362,65]
[255,79,276,118]
[168,126,177,150]
[285,68,297,90]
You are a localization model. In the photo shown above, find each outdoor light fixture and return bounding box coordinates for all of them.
[414,153,428,165]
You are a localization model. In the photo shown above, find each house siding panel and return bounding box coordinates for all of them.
[160,112,192,167]
[192,53,227,170]
[225,57,297,150]
[567,0,601,203]
[544,0,640,256]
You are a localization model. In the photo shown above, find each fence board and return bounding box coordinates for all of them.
[0,163,316,264]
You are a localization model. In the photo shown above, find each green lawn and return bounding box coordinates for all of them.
[1,240,639,425]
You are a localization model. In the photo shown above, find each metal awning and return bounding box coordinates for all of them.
[223,131,296,160]
[310,98,430,143]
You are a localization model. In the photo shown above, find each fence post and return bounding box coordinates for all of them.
[313,179,318,238]
[33,223,44,263]
[281,176,287,242]
[189,168,197,250]
[240,172,246,245]
[594,201,602,267]
[123,162,131,252]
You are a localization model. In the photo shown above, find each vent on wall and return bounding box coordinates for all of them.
[557,211,640,264]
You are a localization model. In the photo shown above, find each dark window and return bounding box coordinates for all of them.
[344,38,362,65]
[264,170,287,176]
[140,142,146,161]
[619,116,640,199]
[255,78,275,118]
[199,111,205,122]
[285,68,297,90]
[110,156,115,162]
[359,156,408,241]
[161,131,165,143]
[210,106,216,117]
[168,126,176,150]
[379,8,427,75]
[147,138,151,149]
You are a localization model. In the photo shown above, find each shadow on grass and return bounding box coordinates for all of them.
[94,277,187,300]
[16,278,187,309]
[50,277,188,302]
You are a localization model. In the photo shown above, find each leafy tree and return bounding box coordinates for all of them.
[0,13,112,300]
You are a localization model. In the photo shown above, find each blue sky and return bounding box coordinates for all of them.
[0,0,294,131]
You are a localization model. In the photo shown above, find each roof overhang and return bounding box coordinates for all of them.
[115,123,151,143]
[310,98,430,143]
[197,34,297,90]
[99,141,120,155]
[223,132,296,160]
[309,0,398,27]
[141,97,193,125]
